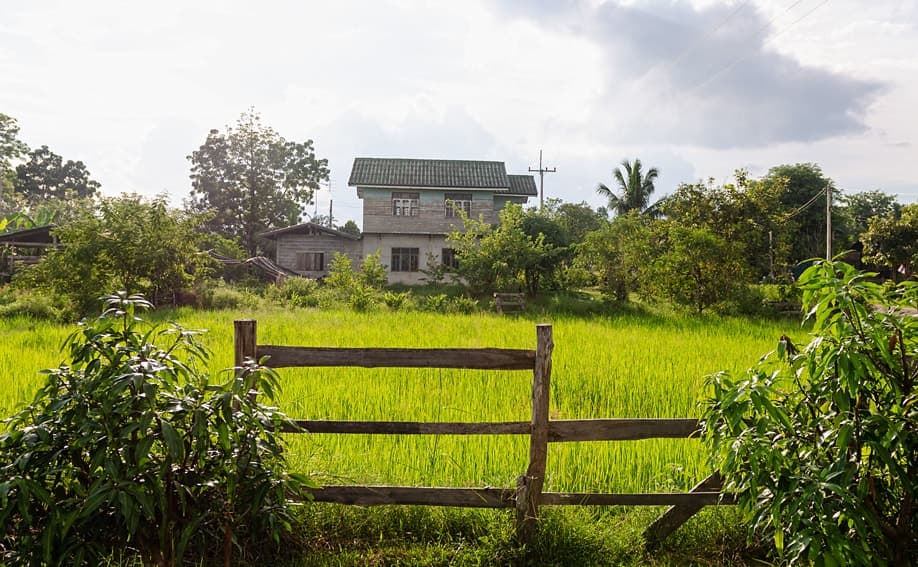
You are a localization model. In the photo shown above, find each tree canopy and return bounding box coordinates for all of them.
[187,108,329,256]
[14,145,100,206]
[596,158,659,216]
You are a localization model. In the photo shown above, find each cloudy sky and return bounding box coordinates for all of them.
[2,0,916,225]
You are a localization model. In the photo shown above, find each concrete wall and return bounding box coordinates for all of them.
[361,233,452,285]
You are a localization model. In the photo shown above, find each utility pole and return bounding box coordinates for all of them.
[329,200,334,228]
[825,182,832,261]
[528,149,556,210]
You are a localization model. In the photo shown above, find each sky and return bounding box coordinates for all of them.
[2,0,916,226]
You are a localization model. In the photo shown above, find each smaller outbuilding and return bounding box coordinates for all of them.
[259,222,361,280]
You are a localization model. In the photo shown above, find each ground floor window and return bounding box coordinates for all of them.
[391,247,419,272]
[296,251,325,271]
[441,248,459,269]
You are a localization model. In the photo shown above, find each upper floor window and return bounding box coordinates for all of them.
[445,192,472,217]
[392,192,419,216]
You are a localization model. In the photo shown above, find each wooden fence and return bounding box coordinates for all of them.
[234,320,734,546]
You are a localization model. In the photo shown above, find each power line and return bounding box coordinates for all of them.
[685,0,830,95]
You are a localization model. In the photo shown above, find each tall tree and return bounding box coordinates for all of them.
[764,163,835,265]
[596,158,659,216]
[14,145,101,205]
[860,203,918,279]
[187,108,329,256]
[1,113,29,208]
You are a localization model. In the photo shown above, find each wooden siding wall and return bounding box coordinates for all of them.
[361,188,497,234]
[276,233,361,277]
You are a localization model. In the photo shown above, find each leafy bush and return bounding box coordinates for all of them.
[449,295,479,314]
[422,293,449,313]
[348,283,378,312]
[199,282,261,310]
[701,260,917,565]
[358,250,388,290]
[0,288,74,321]
[383,290,413,311]
[266,276,320,308]
[0,293,311,566]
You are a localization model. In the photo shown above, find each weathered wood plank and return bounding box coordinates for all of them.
[304,485,515,508]
[234,320,258,404]
[281,420,530,435]
[517,324,553,541]
[541,490,735,507]
[643,473,728,548]
[257,345,536,370]
[548,419,700,442]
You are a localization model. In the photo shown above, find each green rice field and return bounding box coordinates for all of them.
[0,306,799,498]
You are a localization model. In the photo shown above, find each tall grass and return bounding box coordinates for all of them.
[1,306,795,497]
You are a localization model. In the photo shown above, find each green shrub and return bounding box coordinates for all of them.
[266,276,320,308]
[421,293,449,313]
[0,293,311,566]
[358,250,388,290]
[383,290,412,311]
[348,284,378,312]
[204,284,260,310]
[449,295,479,314]
[0,289,73,321]
[701,260,918,565]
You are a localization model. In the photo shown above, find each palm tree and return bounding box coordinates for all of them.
[596,158,659,216]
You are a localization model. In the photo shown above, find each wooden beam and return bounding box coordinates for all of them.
[234,320,257,403]
[548,419,699,442]
[304,485,515,508]
[540,490,735,507]
[257,345,536,370]
[643,473,727,548]
[282,420,530,435]
[517,324,553,541]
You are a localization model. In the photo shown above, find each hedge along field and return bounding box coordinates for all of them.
[1,307,796,496]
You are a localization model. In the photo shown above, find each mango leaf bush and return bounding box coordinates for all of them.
[701,261,917,565]
[0,293,311,566]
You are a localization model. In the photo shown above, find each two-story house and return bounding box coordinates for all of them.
[262,157,537,284]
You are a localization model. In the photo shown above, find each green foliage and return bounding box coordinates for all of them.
[596,158,659,216]
[200,282,262,310]
[578,212,652,301]
[0,293,310,566]
[651,223,751,314]
[383,290,413,311]
[324,251,357,291]
[0,288,74,321]
[449,295,479,314]
[20,194,207,315]
[861,203,918,277]
[187,108,329,256]
[266,276,320,308]
[358,250,388,290]
[421,293,450,313]
[447,204,557,295]
[701,261,918,565]
[337,219,361,237]
[347,284,378,312]
[14,145,100,206]
[840,190,901,241]
[765,163,835,265]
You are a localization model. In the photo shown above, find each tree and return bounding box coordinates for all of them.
[447,204,554,295]
[596,158,659,216]
[543,199,608,244]
[764,163,835,265]
[839,190,901,246]
[14,145,101,205]
[338,219,361,237]
[578,212,652,301]
[702,260,917,565]
[22,194,207,315]
[650,223,750,314]
[860,203,918,278]
[187,108,328,256]
[1,113,29,208]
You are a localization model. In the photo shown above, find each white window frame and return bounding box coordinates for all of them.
[392,192,419,216]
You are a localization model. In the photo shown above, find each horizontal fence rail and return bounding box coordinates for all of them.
[233,320,731,546]
[257,345,536,370]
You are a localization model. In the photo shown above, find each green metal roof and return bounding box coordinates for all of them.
[348,158,535,195]
[507,175,538,196]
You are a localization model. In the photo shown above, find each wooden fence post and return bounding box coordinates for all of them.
[234,319,257,403]
[516,323,553,542]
